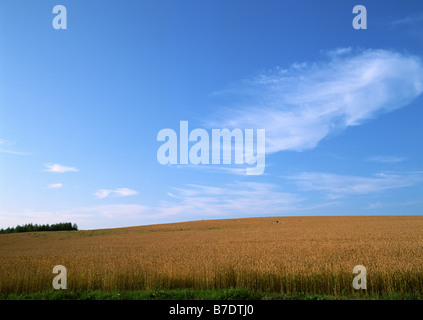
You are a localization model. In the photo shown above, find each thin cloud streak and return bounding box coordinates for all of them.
[289,171,423,199]
[94,188,139,199]
[0,139,28,155]
[391,13,423,26]
[209,48,423,154]
[1,182,304,229]
[159,182,303,218]
[0,149,28,155]
[47,183,63,189]
[366,156,407,163]
[44,163,79,173]
[8,174,416,229]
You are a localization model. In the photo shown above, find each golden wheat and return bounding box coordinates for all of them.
[1,216,422,295]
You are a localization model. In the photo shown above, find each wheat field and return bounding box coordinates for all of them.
[1,216,422,296]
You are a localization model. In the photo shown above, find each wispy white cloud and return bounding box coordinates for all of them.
[0,182,302,229]
[89,183,303,221]
[80,204,149,219]
[391,14,423,40]
[391,13,423,26]
[12,174,418,229]
[47,183,63,189]
[367,200,422,210]
[209,48,423,154]
[289,171,423,199]
[0,149,28,155]
[94,188,138,199]
[323,47,353,57]
[366,156,407,163]
[44,163,78,173]
[0,139,28,155]
[3,173,421,229]
[160,182,303,218]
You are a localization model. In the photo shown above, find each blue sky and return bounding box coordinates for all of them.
[1,0,422,229]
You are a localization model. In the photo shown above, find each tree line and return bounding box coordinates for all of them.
[0,222,78,234]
